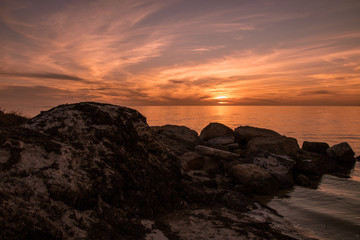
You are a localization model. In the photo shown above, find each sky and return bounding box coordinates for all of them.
[1,0,360,111]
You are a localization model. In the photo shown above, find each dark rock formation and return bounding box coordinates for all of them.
[1,102,356,240]
[195,145,240,161]
[326,142,356,166]
[234,126,281,145]
[230,164,277,194]
[302,141,329,155]
[246,136,300,156]
[253,153,295,189]
[151,125,198,155]
[0,102,189,239]
[199,122,234,141]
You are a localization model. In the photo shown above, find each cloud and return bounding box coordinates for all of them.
[300,90,338,96]
[0,71,86,82]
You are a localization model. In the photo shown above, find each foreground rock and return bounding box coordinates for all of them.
[0,102,190,239]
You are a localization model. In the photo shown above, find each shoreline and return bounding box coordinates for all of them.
[0,102,358,239]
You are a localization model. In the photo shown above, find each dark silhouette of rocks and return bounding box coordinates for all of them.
[302,141,329,155]
[199,122,234,141]
[0,102,357,240]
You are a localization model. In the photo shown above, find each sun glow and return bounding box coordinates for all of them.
[214,96,228,100]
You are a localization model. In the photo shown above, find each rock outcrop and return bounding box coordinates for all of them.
[0,103,357,240]
[0,102,189,239]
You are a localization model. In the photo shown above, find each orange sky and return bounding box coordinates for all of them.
[1,0,360,111]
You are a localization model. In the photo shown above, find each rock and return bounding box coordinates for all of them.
[222,191,251,211]
[246,136,300,156]
[0,102,189,239]
[151,125,198,153]
[151,125,198,155]
[295,174,314,188]
[326,142,356,166]
[230,164,277,194]
[203,156,223,173]
[253,153,295,188]
[178,151,204,171]
[195,145,240,161]
[199,122,234,141]
[207,136,235,146]
[302,141,329,155]
[151,124,198,143]
[234,126,281,145]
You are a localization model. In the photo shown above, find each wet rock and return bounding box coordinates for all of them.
[326,142,356,166]
[199,122,234,141]
[234,126,281,145]
[222,191,251,211]
[196,145,240,161]
[247,136,300,156]
[295,174,314,188]
[302,141,329,155]
[253,153,295,188]
[230,164,277,194]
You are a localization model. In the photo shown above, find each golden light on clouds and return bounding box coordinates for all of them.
[0,0,360,110]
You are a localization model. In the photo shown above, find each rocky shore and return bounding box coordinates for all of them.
[0,102,357,240]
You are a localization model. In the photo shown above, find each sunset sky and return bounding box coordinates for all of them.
[1,0,360,110]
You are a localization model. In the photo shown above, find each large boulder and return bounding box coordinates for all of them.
[230,164,276,194]
[246,136,300,156]
[151,124,198,143]
[302,141,329,155]
[151,125,198,155]
[326,142,356,166]
[178,151,204,171]
[234,126,280,145]
[199,122,234,141]
[0,102,189,239]
[195,145,240,161]
[253,153,295,188]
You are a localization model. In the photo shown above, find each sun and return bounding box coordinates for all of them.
[212,95,230,104]
[213,96,228,100]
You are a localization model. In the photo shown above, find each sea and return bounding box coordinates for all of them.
[10,105,360,239]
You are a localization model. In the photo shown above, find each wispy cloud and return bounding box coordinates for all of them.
[0,0,360,107]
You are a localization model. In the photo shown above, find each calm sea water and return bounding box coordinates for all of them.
[12,105,360,239]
